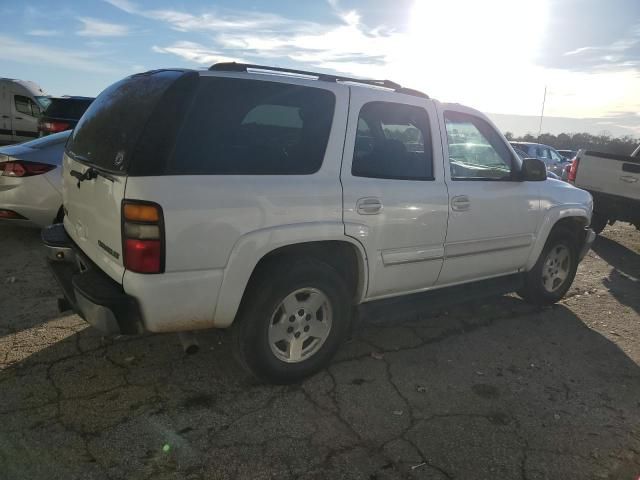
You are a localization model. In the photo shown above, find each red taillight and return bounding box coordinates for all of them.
[1,161,55,177]
[122,201,164,274]
[124,239,162,273]
[568,158,580,182]
[0,209,26,219]
[39,120,70,133]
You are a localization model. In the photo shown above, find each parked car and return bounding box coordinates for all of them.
[0,78,50,144]
[569,146,640,233]
[43,64,595,383]
[39,96,94,136]
[0,131,69,226]
[514,147,560,180]
[510,142,571,177]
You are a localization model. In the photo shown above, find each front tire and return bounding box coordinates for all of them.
[518,229,579,305]
[234,258,351,384]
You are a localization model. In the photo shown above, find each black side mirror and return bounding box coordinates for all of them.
[521,158,547,181]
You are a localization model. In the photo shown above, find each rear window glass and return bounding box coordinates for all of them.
[66,70,183,172]
[169,77,336,175]
[44,98,93,119]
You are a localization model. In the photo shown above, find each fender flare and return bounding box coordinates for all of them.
[525,204,590,270]
[212,222,369,327]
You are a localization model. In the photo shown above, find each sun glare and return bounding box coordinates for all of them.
[394,0,550,113]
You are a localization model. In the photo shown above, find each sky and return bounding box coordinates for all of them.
[2,0,640,137]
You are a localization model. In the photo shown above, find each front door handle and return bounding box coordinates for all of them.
[356,197,382,215]
[620,175,638,183]
[451,195,470,211]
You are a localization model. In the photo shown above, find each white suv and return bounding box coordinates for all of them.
[43,63,595,383]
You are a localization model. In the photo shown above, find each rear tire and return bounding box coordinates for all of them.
[518,229,579,305]
[233,258,351,384]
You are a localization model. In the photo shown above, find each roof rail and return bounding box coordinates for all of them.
[209,62,428,99]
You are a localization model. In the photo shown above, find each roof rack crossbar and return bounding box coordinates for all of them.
[209,62,428,98]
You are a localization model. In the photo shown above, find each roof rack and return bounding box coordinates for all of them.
[209,62,429,99]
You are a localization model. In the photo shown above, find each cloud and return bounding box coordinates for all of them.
[104,0,289,31]
[27,29,61,37]
[77,17,130,37]
[0,35,115,73]
[152,42,244,64]
[106,0,396,77]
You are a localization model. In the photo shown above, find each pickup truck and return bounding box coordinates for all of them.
[43,64,596,383]
[569,146,640,233]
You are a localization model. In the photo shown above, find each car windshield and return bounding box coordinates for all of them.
[35,96,52,111]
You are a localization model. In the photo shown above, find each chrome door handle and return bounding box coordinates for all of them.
[451,195,470,211]
[620,175,638,183]
[356,197,382,215]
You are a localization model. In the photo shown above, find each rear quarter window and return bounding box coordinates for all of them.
[169,77,336,175]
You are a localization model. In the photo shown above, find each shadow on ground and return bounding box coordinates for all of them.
[592,235,639,314]
[1,293,639,480]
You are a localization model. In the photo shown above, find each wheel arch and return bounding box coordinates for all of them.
[526,205,590,270]
[213,224,368,328]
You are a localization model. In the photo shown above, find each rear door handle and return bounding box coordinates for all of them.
[451,195,470,211]
[356,197,382,215]
[620,175,638,183]
[15,117,22,120]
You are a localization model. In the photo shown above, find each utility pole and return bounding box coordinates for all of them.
[538,86,547,138]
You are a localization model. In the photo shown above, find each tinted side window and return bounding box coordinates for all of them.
[444,111,514,180]
[170,77,335,175]
[352,102,433,180]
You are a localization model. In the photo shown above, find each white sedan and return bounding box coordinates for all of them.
[0,131,70,227]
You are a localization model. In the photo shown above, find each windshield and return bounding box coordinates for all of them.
[35,96,51,111]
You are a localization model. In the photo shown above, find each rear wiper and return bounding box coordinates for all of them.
[69,165,115,187]
[70,167,98,186]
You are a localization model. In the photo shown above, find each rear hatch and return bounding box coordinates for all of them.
[62,69,198,283]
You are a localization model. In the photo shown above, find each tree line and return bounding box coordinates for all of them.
[504,132,639,156]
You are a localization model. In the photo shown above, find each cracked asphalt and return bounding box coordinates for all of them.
[1,223,639,480]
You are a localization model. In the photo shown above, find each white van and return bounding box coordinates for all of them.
[0,79,50,144]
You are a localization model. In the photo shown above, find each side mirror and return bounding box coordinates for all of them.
[521,158,547,181]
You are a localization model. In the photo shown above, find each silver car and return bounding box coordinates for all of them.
[510,142,571,177]
[0,131,70,227]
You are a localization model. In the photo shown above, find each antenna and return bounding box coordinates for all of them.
[538,86,547,138]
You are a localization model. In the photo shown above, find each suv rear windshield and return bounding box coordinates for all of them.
[169,77,336,175]
[66,70,187,173]
[44,98,93,120]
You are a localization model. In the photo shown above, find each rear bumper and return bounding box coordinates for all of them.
[579,227,596,261]
[42,223,144,335]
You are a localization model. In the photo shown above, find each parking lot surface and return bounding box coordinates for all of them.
[1,224,638,480]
